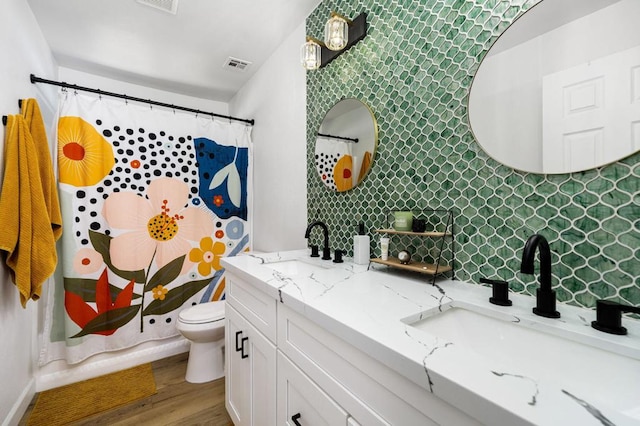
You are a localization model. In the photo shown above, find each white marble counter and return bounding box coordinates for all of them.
[221,250,640,426]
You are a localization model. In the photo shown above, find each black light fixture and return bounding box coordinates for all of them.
[301,11,367,70]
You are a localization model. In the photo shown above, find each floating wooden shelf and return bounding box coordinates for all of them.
[374,229,451,237]
[370,257,452,276]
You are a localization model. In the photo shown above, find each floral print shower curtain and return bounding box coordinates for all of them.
[40,92,251,364]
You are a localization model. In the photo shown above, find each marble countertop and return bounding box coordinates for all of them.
[221,249,640,426]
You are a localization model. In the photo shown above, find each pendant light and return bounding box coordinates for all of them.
[300,37,323,70]
[324,12,350,51]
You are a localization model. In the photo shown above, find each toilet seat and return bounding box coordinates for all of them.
[178,301,225,324]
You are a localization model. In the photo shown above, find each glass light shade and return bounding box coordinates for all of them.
[324,15,348,51]
[300,39,321,70]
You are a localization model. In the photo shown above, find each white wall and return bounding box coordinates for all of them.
[57,68,229,115]
[229,21,308,252]
[0,1,58,424]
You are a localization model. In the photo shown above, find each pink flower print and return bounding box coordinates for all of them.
[102,177,214,272]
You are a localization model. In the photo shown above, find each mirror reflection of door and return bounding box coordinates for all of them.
[468,0,640,174]
[543,45,640,173]
[315,99,378,192]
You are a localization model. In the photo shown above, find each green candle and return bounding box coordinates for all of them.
[393,211,413,231]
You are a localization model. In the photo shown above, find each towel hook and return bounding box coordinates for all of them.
[2,116,7,126]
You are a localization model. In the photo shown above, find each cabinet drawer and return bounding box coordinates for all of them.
[226,273,277,343]
[278,304,481,426]
[277,352,349,426]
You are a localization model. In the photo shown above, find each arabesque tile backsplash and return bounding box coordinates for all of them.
[305,0,639,309]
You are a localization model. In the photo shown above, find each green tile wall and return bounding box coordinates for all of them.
[306,0,639,309]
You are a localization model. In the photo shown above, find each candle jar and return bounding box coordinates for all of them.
[393,211,413,231]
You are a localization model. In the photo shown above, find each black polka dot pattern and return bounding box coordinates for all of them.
[315,152,339,190]
[71,119,199,246]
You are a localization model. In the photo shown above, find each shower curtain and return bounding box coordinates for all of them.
[315,136,354,191]
[40,92,252,365]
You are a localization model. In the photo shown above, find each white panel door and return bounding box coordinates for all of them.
[543,45,640,173]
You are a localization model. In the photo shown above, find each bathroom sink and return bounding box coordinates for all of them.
[264,259,329,276]
[403,302,640,417]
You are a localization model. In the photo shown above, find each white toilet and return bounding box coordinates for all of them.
[176,300,226,383]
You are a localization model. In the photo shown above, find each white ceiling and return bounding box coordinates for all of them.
[27,0,321,101]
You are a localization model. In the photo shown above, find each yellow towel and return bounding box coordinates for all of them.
[0,115,58,307]
[21,98,63,241]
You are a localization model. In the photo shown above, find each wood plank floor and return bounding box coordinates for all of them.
[20,353,234,426]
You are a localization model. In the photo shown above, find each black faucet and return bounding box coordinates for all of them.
[305,221,331,260]
[520,234,560,318]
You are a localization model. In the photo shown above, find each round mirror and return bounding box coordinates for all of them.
[469,0,640,174]
[315,98,378,191]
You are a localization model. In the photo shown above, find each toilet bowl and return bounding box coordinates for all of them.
[176,300,225,383]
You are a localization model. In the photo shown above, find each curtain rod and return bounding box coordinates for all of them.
[317,132,359,143]
[29,74,255,126]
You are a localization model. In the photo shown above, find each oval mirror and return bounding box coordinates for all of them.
[469,0,640,174]
[315,98,378,191]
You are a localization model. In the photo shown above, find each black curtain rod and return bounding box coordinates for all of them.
[317,132,359,143]
[29,74,255,126]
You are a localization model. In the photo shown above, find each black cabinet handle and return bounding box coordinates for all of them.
[291,413,301,426]
[241,337,249,359]
[235,331,243,352]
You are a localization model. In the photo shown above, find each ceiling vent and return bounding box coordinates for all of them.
[136,0,179,15]
[223,57,252,72]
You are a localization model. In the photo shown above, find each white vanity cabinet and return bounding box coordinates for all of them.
[277,304,481,426]
[225,275,277,426]
[225,270,480,426]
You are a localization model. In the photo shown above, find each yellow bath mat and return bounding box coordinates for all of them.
[27,363,156,425]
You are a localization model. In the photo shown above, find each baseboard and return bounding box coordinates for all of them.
[35,337,189,392]
[2,378,35,426]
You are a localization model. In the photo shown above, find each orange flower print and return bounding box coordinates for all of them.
[215,230,224,239]
[213,195,224,207]
[189,237,226,276]
[152,285,168,301]
[58,116,115,186]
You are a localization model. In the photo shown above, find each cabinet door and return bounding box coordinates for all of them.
[277,352,348,426]
[226,304,276,426]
